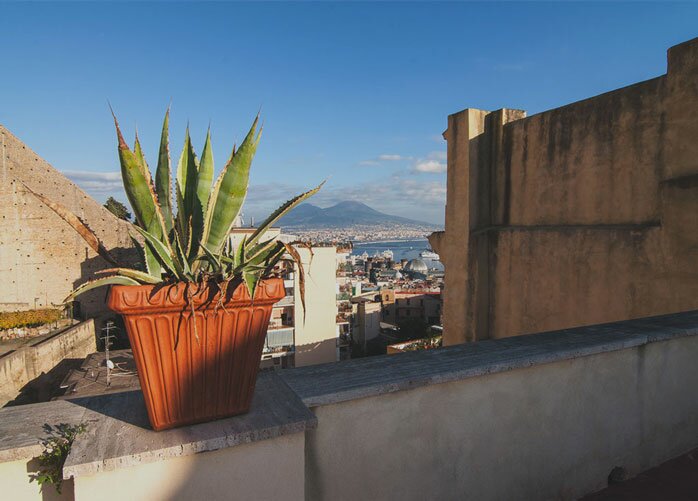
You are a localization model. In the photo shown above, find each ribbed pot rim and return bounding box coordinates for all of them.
[108,277,285,314]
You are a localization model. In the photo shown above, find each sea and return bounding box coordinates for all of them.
[351,238,444,271]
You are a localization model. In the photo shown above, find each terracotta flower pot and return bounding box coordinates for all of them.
[108,278,285,431]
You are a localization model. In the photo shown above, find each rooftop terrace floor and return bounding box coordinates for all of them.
[583,447,698,500]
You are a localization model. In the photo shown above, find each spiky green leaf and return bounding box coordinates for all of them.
[234,235,246,269]
[132,227,182,278]
[129,235,161,278]
[112,112,169,246]
[243,268,263,299]
[156,108,173,233]
[199,244,222,273]
[64,276,140,303]
[201,116,261,254]
[96,268,161,284]
[175,127,198,246]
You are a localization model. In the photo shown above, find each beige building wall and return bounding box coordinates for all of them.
[0,126,134,317]
[353,300,381,348]
[431,37,698,345]
[293,246,339,367]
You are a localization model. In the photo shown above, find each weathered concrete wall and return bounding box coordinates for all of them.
[0,126,134,317]
[303,333,698,501]
[433,37,698,344]
[0,320,96,405]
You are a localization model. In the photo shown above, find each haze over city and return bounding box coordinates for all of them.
[2,2,698,225]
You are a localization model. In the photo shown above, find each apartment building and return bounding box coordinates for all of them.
[228,228,339,368]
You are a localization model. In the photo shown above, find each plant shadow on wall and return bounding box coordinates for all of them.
[24,106,322,431]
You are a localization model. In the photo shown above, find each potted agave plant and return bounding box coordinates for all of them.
[25,109,321,431]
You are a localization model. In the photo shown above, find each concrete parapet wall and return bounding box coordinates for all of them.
[0,312,696,500]
[303,335,698,500]
[0,320,96,405]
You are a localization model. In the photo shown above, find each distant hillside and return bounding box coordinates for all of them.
[278,201,436,228]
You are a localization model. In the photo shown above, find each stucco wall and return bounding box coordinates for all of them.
[71,433,304,501]
[0,125,135,317]
[304,334,698,501]
[433,37,698,344]
[1,458,73,501]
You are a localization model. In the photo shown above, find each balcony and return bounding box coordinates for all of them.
[265,326,294,351]
[274,295,294,308]
[1,311,697,500]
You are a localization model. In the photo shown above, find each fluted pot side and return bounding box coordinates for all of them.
[108,278,285,431]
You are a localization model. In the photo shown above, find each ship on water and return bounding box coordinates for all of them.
[420,249,440,260]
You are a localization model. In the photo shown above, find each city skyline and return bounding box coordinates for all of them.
[2,3,697,224]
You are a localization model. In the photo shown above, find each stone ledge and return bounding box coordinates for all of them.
[62,371,316,478]
[0,399,96,463]
[281,311,698,407]
[0,371,316,480]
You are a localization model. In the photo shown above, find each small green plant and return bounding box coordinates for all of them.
[23,108,322,305]
[0,308,62,330]
[31,423,87,494]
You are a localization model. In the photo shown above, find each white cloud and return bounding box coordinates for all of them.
[61,170,124,195]
[412,151,447,174]
[360,154,412,166]
[414,160,446,173]
[377,154,406,161]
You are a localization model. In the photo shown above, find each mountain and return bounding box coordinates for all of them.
[278,201,436,228]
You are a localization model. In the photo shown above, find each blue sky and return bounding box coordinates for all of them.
[1,2,696,225]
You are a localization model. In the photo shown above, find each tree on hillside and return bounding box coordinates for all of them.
[104,197,132,221]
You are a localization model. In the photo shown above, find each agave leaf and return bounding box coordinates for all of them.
[132,227,182,278]
[199,244,222,272]
[242,268,262,299]
[172,230,193,279]
[246,238,280,263]
[95,268,161,284]
[234,235,246,269]
[246,181,324,248]
[143,244,162,279]
[64,276,140,303]
[130,235,162,279]
[282,243,308,323]
[191,128,214,259]
[112,111,169,247]
[259,245,286,275]
[155,108,173,233]
[201,116,261,254]
[175,127,198,246]
[22,183,120,266]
